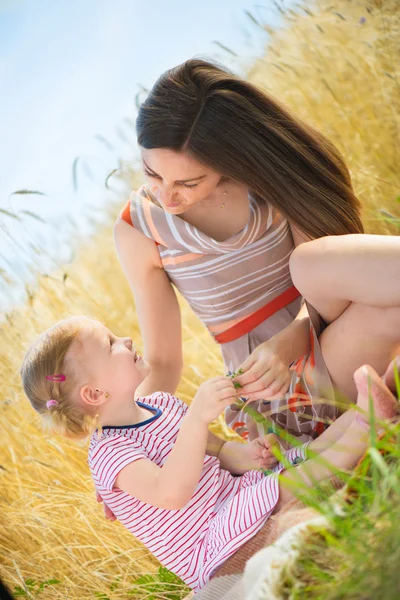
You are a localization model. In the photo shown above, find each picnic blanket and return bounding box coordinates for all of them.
[191,475,345,599]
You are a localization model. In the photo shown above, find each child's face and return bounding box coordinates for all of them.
[76,320,150,401]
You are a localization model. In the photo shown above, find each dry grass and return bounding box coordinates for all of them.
[248,0,400,234]
[1,0,399,598]
[0,215,226,598]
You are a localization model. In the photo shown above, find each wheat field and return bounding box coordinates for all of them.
[1,0,399,598]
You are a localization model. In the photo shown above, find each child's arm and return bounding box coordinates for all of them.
[115,377,237,510]
[115,411,209,509]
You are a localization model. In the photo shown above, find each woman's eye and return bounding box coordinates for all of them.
[144,169,197,189]
[144,170,158,179]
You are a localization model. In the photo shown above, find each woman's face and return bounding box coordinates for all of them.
[140,148,224,214]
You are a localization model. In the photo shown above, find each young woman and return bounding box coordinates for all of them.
[114,58,364,442]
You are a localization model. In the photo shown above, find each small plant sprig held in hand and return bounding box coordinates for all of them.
[228,367,278,436]
[228,368,247,409]
[228,368,279,476]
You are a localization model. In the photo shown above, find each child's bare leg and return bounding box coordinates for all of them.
[273,364,400,513]
[305,409,355,455]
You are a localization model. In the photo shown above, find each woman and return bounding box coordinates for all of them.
[114,58,364,443]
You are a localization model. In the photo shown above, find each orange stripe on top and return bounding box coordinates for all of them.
[119,199,161,247]
[142,200,168,247]
[120,200,132,226]
[161,253,201,267]
[214,285,301,344]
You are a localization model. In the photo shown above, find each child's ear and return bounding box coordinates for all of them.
[80,385,108,408]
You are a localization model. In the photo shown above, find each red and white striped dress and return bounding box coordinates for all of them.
[88,392,309,592]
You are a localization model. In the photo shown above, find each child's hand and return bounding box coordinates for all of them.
[247,433,280,470]
[189,376,238,424]
[96,489,117,522]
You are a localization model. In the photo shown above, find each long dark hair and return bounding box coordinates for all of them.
[136,59,363,238]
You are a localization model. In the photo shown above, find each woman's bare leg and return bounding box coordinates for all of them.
[273,364,400,513]
[289,234,400,401]
[299,355,400,455]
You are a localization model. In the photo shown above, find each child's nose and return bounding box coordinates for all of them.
[123,337,133,350]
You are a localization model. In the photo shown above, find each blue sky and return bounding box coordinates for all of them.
[0,0,284,310]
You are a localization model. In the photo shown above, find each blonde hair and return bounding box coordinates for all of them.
[20,316,98,439]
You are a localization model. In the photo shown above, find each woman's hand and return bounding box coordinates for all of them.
[245,433,280,470]
[232,343,291,402]
[96,489,117,522]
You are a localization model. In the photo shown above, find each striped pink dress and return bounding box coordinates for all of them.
[88,392,309,592]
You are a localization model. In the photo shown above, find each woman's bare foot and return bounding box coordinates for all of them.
[353,364,400,427]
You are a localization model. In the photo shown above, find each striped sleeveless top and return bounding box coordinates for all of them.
[120,186,300,343]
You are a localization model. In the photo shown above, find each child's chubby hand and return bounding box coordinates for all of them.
[188,376,238,425]
[245,433,281,470]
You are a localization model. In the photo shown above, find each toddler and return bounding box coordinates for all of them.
[21,316,400,592]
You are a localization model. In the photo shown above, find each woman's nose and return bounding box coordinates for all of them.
[153,183,173,204]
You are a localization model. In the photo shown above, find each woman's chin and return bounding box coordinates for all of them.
[162,203,185,213]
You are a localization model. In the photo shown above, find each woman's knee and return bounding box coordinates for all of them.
[289,237,330,296]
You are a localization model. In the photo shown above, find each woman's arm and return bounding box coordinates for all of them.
[263,221,317,365]
[113,218,183,396]
[233,223,316,398]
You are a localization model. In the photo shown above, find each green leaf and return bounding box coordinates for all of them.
[129,567,186,599]
[105,168,118,189]
[367,447,389,476]
[393,360,400,400]
[213,41,238,57]
[9,189,45,197]
[13,588,28,597]
[20,210,46,223]
[245,10,262,27]
[38,579,61,591]
[109,576,121,591]
[0,208,21,220]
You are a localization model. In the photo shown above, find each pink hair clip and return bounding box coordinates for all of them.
[46,374,66,382]
[46,399,59,409]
